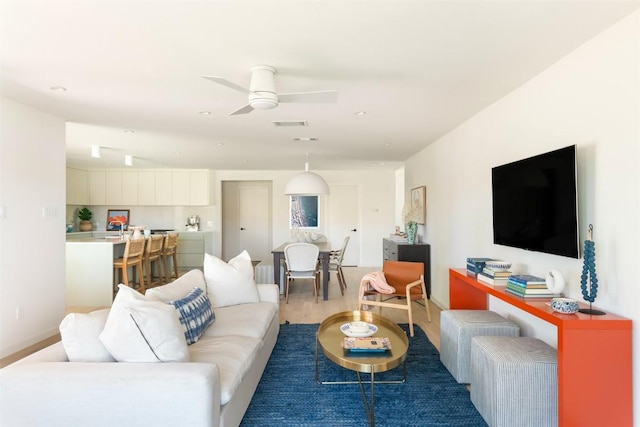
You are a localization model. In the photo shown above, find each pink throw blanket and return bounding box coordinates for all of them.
[358,271,394,310]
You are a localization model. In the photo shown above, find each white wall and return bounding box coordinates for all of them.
[405,11,639,422]
[213,169,396,267]
[0,98,67,358]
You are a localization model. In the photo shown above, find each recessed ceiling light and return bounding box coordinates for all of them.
[354,111,367,116]
[369,161,385,167]
[123,129,135,133]
[293,137,318,142]
[49,86,67,92]
[198,111,211,115]
[216,143,225,146]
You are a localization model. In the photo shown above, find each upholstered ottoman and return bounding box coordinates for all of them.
[470,336,558,427]
[440,310,519,383]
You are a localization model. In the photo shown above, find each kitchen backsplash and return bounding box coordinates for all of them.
[66,205,215,232]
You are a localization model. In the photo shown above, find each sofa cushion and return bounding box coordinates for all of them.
[169,287,215,345]
[202,302,278,340]
[99,285,190,362]
[189,335,262,405]
[59,309,116,362]
[145,269,207,302]
[204,251,260,307]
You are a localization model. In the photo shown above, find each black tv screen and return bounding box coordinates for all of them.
[491,145,579,258]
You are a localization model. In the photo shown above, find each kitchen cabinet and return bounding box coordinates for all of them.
[177,231,213,270]
[383,238,431,297]
[155,171,173,205]
[105,171,122,205]
[84,169,211,206]
[171,171,190,206]
[137,171,156,205]
[88,171,106,205]
[189,170,210,206]
[66,168,89,205]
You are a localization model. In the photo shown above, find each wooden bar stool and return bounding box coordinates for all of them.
[143,234,165,289]
[161,233,179,283]
[113,237,146,294]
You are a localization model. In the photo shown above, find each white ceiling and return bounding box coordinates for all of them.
[2,0,638,171]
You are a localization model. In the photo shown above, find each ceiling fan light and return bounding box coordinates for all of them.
[250,99,278,110]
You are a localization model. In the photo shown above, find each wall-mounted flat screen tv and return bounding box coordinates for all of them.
[491,145,579,258]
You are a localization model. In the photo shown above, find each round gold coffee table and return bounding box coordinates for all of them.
[315,311,409,426]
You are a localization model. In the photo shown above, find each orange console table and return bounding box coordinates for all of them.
[449,268,632,427]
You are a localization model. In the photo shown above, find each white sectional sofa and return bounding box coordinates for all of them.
[0,252,280,427]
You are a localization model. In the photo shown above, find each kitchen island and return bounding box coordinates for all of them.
[65,234,127,308]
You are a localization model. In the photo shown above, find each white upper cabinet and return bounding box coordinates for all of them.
[81,169,211,206]
[138,171,156,205]
[66,168,89,205]
[88,170,106,205]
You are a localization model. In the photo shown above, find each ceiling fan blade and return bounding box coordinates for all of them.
[278,90,338,104]
[201,75,251,94]
[230,103,254,115]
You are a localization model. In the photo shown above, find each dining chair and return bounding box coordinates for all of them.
[143,234,165,288]
[113,237,146,294]
[329,236,350,294]
[284,242,321,303]
[161,233,180,283]
[357,260,431,337]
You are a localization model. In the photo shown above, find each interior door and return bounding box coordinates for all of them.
[327,184,359,266]
[238,183,271,262]
[222,181,272,262]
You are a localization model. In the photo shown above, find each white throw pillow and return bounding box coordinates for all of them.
[145,269,207,302]
[99,285,190,362]
[59,309,116,362]
[203,251,260,307]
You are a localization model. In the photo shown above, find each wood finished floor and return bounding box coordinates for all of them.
[0,266,442,368]
[280,266,442,351]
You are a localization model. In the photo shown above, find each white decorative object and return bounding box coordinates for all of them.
[545,269,565,294]
[550,297,579,314]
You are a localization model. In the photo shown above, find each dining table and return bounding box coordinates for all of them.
[272,241,333,301]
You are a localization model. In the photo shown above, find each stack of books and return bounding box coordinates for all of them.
[477,267,512,285]
[466,258,495,276]
[505,274,560,298]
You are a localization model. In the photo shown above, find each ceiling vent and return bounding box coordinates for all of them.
[272,120,308,127]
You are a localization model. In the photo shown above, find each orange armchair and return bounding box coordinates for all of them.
[358,260,431,336]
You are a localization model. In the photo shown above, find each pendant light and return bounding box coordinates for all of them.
[285,154,329,195]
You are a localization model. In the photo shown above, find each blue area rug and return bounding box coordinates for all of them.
[241,322,487,426]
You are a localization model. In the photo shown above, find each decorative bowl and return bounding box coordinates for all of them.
[550,297,579,314]
[348,321,369,333]
[485,260,512,271]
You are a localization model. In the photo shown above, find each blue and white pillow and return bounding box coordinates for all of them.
[169,287,215,345]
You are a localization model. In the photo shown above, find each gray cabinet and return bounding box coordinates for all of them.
[383,238,431,297]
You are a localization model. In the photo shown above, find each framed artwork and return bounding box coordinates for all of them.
[106,209,130,231]
[290,195,319,228]
[411,186,426,225]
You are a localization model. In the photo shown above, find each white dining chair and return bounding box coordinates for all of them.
[284,243,321,303]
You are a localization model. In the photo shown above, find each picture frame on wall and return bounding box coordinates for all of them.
[411,186,426,224]
[106,209,130,231]
[290,195,319,228]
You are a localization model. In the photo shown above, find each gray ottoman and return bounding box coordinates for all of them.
[440,310,519,383]
[470,336,558,427]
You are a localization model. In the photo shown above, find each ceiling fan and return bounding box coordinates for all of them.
[201,65,338,115]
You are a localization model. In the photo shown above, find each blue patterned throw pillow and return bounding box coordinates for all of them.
[169,287,215,345]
